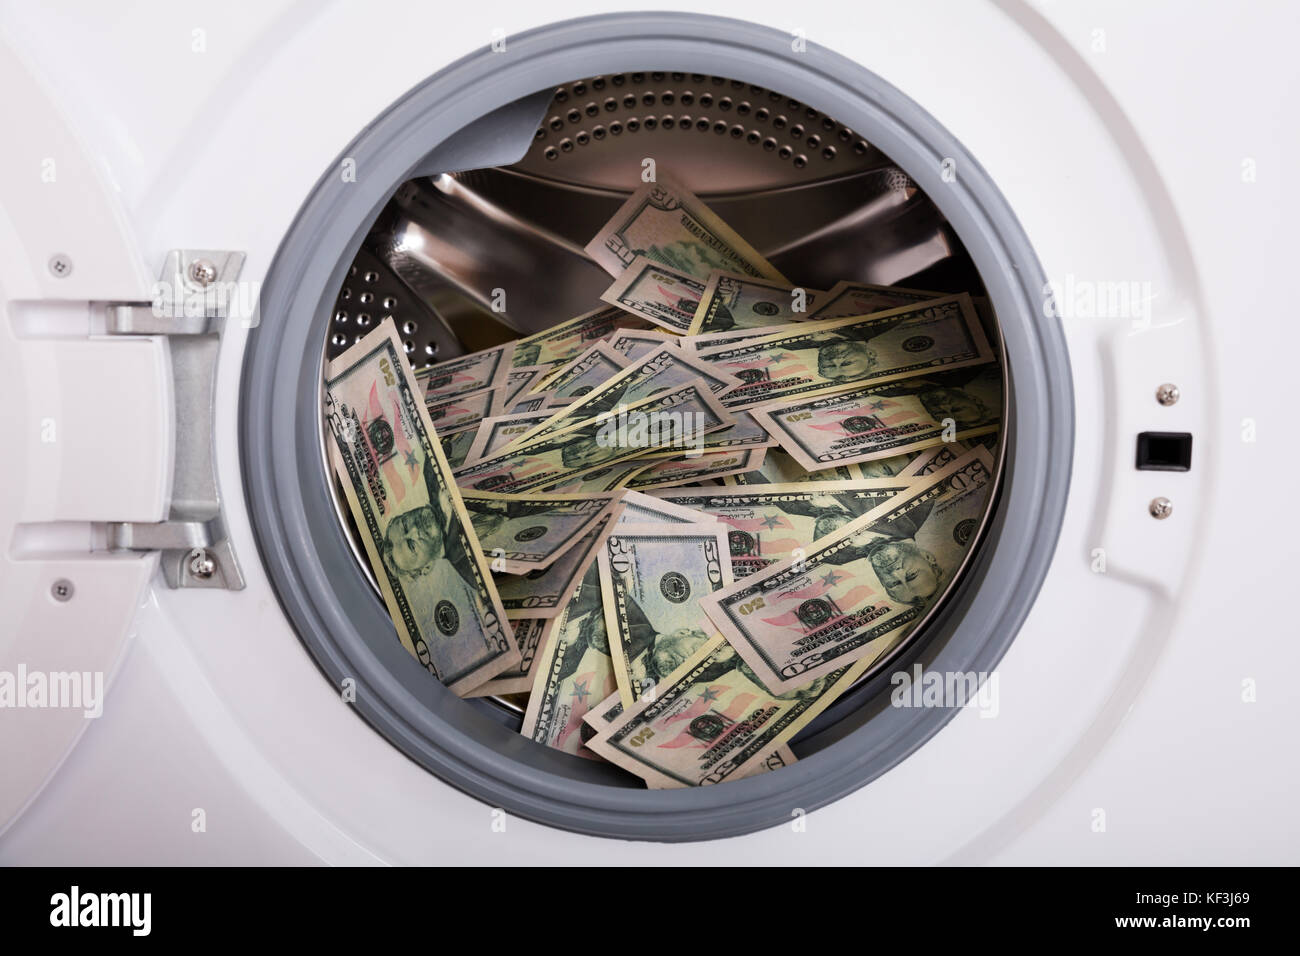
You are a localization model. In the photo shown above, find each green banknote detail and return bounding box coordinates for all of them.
[461,491,615,574]
[585,634,860,788]
[494,515,612,618]
[423,386,499,433]
[701,448,995,692]
[651,479,914,579]
[463,410,554,465]
[600,256,709,333]
[725,448,857,486]
[438,427,477,469]
[529,342,627,403]
[606,329,684,360]
[688,272,828,336]
[535,460,653,494]
[453,383,733,494]
[415,341,512,400]
[504,347,738,448]
[624,448,764,490]
[803,280,944,321]
[466,616,550,698]
[510,306,650,369]
[699,293,994,409]
[520,562,618,758]
[598,523,734,708]
[751,361,1002,470]
[324,321,519,695]
[584,174,787,282]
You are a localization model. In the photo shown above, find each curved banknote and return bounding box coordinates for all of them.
[651,479,916,579]
[461,491,616,574]
[494,514,613,618]
[438,427,477,469]
[463,410,554,466]
[509,395,551,414]
[529,341,627,401]
[698,293,994,409]
[453,383,733,494]
[604,410,779,485]
[689,272,828,335]
[726,447,859,486]
[500,365,552,413]
[857,451,925,478]
[606,329,685,359]
[600,256,708,333]
[324,321,519,695]
[725,448,921,483]
[415,341,513,400]
[624,447,766,490]
[581,683,797,785]
[804,280,944,321]
[898,441,971,478]
[687,410,779,453]
[509,306,649,369]
[583,687,630,735]
[683,323,789,353]
[700,448,995,692]
[597,522,734,708]
[584,174,787,282]
[503,347,739,449]
[520,562,617,758]
[751,361,1002,470]
[536,459,653,494]
[423,386,500,434]
[616,490,717,525]
[466,617,549,698]
[584,634,857,788]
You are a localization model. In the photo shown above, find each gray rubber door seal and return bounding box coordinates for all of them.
[240,12,1073,842]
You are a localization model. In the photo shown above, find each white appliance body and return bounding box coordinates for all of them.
[1,0,1295,864]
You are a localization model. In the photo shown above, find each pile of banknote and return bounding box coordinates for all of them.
[324,174,1003,787]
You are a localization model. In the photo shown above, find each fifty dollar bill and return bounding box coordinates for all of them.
[584,174,787,282]
[688,271,828,336]
[650,479,916,579]
[453,383,733,493]
[324,321,519,694]
[597,522,734,708]
[750,361,1002,470]
[584,634,854,787]
[698,293,994,409]
[700,448,996,692]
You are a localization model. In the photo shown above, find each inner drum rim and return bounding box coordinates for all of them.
[239,12,1074,842]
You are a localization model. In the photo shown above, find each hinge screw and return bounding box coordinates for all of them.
[1149,497,1173,520]
[50,578,74,602]
[188,258,218,287]
[48,254,73,278]
[1155,383,1180,406]
[187,548,217,579]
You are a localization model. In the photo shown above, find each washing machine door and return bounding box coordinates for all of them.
[0,42,169,826]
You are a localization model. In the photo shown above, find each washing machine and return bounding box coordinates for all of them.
[0,0,1296,865]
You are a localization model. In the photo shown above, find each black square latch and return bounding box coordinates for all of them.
[1136,432,1193,471]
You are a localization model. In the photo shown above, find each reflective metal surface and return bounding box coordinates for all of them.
[326,74,978,365]
[108,249,246,589]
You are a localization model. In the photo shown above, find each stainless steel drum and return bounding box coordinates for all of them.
[326,73,986,369]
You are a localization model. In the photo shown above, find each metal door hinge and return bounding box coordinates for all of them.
[105,250,246,589]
